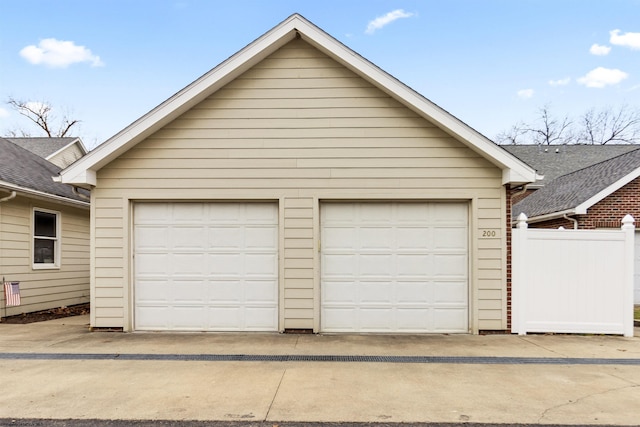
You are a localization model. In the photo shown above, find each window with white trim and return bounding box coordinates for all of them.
[33,209,60,268]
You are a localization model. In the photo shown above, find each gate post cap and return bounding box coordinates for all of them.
[621,214,635,229]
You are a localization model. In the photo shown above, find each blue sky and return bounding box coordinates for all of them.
[1,0,639,148]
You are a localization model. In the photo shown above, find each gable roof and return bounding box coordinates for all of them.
[0,137,89,207]
[513,147,640,221]
[503,144,638,188]
[7,137,87,161]
[58,14,537,188]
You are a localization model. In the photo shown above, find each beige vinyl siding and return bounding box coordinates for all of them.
[48,143,85,169]
[93,38,507,331]
[0,195,89,316]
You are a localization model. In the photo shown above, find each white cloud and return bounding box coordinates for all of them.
[610,29,640,50]
[517,89,534,99]
[20,38,104,68]
[577,67,629,88]
[0,107,9,119]
[549,77,571,86]
[366,9,414,34]
[589,43,611,56]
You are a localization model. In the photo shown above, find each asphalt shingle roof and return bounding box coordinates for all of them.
[502,144,639,186]
[513,147,640,219]
[0,137,87,202]
[5,137,77,159]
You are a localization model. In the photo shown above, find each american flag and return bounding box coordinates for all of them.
[3,282,20,307]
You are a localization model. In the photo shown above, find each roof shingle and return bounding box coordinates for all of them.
[0,137,87,202]
[513,147,640,219]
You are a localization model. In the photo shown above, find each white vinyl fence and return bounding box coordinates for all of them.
[512,214,635,337]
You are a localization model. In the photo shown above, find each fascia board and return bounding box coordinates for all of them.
[574,166,640,215]
[0,180,90,209]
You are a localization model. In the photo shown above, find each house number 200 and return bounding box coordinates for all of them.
[482,230,496,237]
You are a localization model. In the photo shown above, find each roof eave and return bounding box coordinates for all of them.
[0,180,90,209]
[514,208,577,225]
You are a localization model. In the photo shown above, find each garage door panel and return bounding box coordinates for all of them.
[359,282,393,303]
[396,254,433,276]
[207,253,245,276]
[172,306,207,329]
[208,307,241,330]
[244,307,278,330]
[209,227,243,247]
[322,307,356,331]
[397,282,430,303]
[173,253,207,275]
[134,202,278,331]
[208,281,242,302]
[323,281,357,304]
[432,203,467,223]
[360,204,392,222]
[397,309,430,331]
[244,253,278,276]
[245,227,278,248]
[359,254,393,277]
[360,227,393,248]
[172,204,206,222]
[434,228,468,249]
[321,202,468,333]
[323,228,356,250]
[245,280,278,302]
[322,254,357,277]
[136,253,170,275]
[396,228,430,249]
[172,227,207,249]
[434,254,467,277]
[136,227,169,249]
[433,281,467,304]
[432,308,468,331]
[136,280,169,303]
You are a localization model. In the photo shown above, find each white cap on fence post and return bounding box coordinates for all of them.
[621,214,635,229]
[516,213,528,229]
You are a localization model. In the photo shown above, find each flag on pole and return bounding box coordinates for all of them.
[3,281,21,307]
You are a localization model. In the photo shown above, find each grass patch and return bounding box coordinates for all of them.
[635,306,640,320]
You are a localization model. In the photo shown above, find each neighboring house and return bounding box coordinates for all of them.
[58,14,537,334]
[0,137,90,317]
[512,148,640,303]
[7,137,88,169]
[503,144,639,204]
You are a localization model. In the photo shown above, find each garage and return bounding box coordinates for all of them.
[321,202,469,333]
[133,202,278,331]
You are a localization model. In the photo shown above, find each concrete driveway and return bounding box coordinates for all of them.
[1,315,639,425]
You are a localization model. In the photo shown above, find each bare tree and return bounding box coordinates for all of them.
[6,98,80,137]
[578,104,640,145]
[523,104,573,145]
[495,122,528,145]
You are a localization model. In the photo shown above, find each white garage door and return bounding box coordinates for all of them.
[321,202,468,333]
[134,202,278,331]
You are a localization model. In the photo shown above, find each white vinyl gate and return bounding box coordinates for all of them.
[512,214,635,337]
